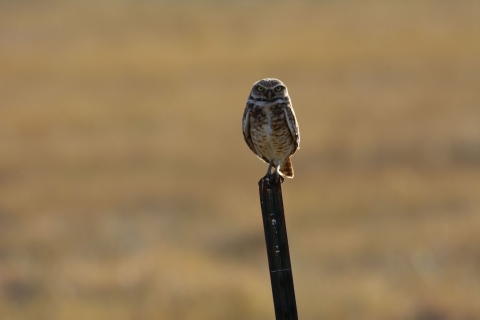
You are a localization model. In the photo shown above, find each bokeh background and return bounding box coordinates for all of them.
[1,1,480,319]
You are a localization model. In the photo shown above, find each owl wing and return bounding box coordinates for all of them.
[242,103,269,164]
[242,103,257,154]
[284,103,300,154]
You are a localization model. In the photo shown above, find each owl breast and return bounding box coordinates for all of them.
[249,103,294,162]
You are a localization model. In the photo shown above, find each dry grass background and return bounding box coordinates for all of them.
[1,0,480,319]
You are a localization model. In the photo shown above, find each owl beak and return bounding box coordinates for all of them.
[267,90,273,100]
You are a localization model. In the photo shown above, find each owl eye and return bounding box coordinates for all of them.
[257,86,265,92]
[275,86,283,92]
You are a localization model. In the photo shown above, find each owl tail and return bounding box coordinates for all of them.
[279,157,294,178]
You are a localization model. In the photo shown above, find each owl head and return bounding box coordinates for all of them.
[249,78,289,102]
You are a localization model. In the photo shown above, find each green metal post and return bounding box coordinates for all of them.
[259,176,298,320]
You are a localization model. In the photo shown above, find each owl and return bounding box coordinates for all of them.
[242,78,300,179]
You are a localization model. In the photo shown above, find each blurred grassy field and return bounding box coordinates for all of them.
[1,1,480,319]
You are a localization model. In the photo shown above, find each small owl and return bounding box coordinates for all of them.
[242,78,300,179]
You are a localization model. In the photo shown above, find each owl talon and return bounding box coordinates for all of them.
[270,170,283,184]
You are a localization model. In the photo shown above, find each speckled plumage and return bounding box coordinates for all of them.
[242,78,300,178]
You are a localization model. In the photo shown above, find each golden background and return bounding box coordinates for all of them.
[1,1,479,319]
